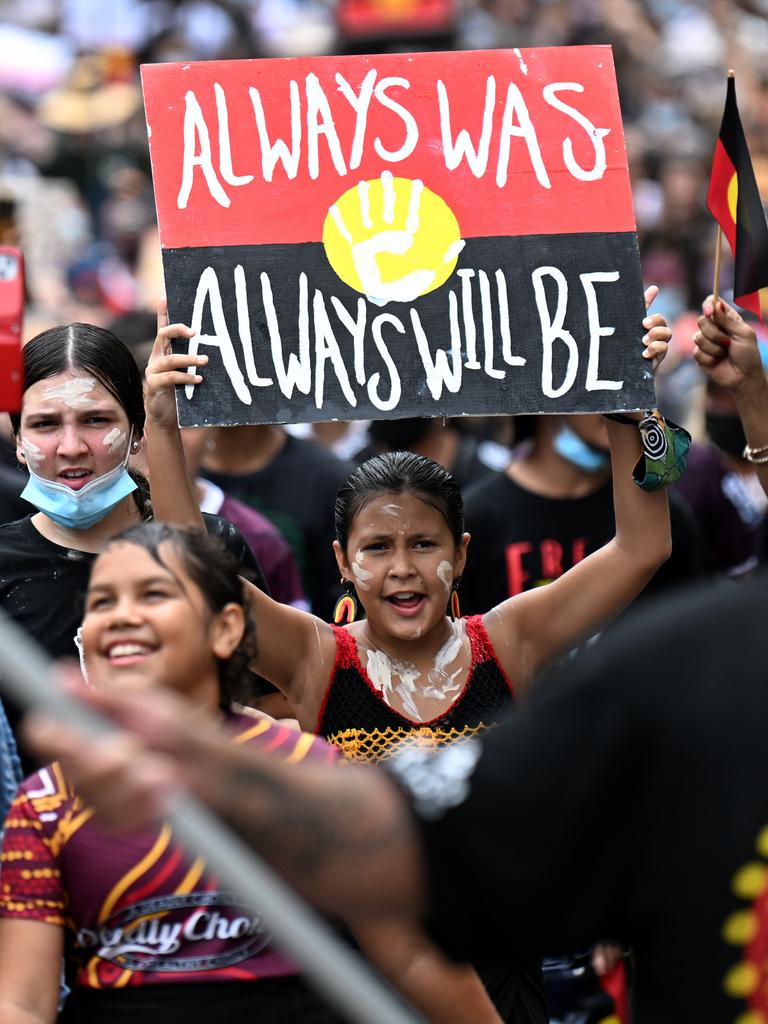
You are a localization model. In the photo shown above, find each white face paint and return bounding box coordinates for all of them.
[436,560,453,592]
[380,503,401,517]
[102,427,127,454]
[351,549,374,591]
[20,437,44,468]
[42,376,97,409]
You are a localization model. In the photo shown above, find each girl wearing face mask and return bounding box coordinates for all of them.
[0,323,268,750]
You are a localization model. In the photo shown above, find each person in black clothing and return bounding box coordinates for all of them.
[461,413,703,615]
[32,572,768,1024]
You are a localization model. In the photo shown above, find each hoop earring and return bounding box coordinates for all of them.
[333,581,358,625]
[449,583,461,622]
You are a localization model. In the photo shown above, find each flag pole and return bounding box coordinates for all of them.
[713,68,736,303]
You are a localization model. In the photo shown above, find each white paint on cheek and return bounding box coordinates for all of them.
[42,376,98,409]
[102,428,126,454]
[20,437,44,467]
[436,560,453,592]
[351,549,374,591]
[381,504,401,517]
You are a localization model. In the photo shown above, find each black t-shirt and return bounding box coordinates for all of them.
[390,574,768,1023]
[204,435,353,621]
[0,513,266,664]
[460,470,704,615]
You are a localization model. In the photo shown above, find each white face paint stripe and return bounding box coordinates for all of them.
[351,549,374,591]
[436,560,453,592]
[102,428,126,454]
[20,437,44,466]
[41,376,98,409]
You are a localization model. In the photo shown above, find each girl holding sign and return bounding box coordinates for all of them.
[145,291,673,1022]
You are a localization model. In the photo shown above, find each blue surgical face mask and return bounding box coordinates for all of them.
[20,430,138,530]
[553,423,610,473]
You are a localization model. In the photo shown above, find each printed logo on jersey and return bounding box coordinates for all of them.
[75,891,270,972]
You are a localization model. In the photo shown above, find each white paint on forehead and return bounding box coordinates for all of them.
[102,428,126,453]
[42,376,98,408]
[20,437,44,467]
[351,549,374,591]
[380,504,401,517]
[436,560,453,591]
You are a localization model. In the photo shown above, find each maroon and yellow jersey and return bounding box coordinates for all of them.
[0,714,336,991]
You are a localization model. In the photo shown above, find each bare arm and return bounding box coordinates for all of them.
[695,296,768,497]
[143,304,207,529]
[354,920,502,1024]
[486,292,672,688]
[0,918,62,1024]
[143,307,337,713]
[25,688,425,922]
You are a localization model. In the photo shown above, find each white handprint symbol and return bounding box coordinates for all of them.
[323,171,465,306]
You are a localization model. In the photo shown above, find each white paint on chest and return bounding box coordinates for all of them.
[365,619,467,723]
[42,376,97,408]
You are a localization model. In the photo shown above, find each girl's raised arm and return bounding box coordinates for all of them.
[485,287,673,689]
[144,307,337,715]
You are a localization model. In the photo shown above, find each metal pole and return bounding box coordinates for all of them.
[0,609,424,1024]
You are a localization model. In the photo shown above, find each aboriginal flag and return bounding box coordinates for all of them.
[707,76,768,321]
[142,47,653,426]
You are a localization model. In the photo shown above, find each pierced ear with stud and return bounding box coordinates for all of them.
[333,579,358,625]
[130,439,141,452]
[449,580,461,622]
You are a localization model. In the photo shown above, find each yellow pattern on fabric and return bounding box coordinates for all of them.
[328,721,495,762]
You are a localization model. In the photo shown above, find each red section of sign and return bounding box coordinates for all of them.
[0,247,24,414]
[142,47,635,250]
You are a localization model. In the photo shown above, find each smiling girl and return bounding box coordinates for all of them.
[0,523,340,1024]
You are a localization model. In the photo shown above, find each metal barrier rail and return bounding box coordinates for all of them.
[0,608,424,1024]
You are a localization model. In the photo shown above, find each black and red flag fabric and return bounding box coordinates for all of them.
[707,75,768,322]
[141,47,654,427]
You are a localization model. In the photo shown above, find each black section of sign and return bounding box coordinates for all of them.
[163,232,654,427]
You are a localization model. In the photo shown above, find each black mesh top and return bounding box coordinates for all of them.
[316,615,515,761]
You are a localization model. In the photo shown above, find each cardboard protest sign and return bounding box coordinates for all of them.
[141,46,654,427]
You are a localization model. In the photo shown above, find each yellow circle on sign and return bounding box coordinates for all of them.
[322,171,464,305]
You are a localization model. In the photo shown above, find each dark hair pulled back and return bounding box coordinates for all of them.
[10,323,145,438]
[335,451,464,550]
[102,522,257,708]
[11,322,150,518]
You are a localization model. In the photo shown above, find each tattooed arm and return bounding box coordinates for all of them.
[24,686,425,921]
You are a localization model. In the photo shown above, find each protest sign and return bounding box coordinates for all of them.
[141,46,654,427]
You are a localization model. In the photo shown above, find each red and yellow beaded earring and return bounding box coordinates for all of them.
[449,582,461,621]
[333,581,358,624]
